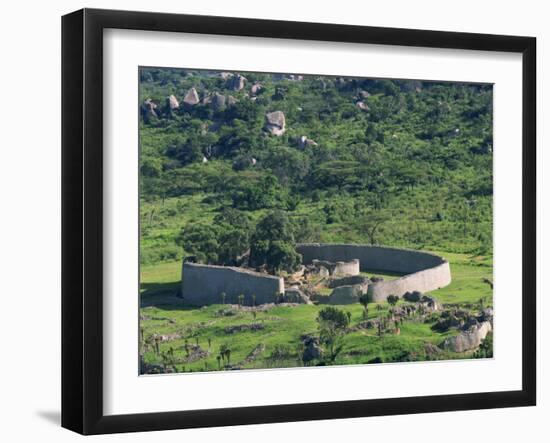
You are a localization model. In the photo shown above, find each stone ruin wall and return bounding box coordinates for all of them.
[333,259,360,276]
[367,262,452,301]
[297,243,452,301]
[181,244,451,306]
[181,262,284,306]
[312,258,360,276]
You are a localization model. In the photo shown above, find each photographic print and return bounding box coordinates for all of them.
[138,68,494,375]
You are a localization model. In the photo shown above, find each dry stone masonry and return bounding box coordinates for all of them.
[297,243,452,302]
[180,243,451,307]
[181,262,283,306]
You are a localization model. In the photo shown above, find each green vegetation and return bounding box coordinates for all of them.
[139,69,493,373]
[140,250,493,372]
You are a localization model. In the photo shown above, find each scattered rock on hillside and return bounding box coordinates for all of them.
[284,287,312,304]
[182,344,210,363]
[141,98,158,119]
[359,90,370,98]
[356,101,370,111]
[228,74,246,91]
[224,323,265,334]
[479,308,494,324]
[250,82,263,96]
[265,111,286,136]
[439,321,492,352]
[227,95,238,106]
[424,342,442,355]
[419,295,441,311]
[288,74,303,81]
[183,87,200,106]
[298,135,318,148]
[328,285,362,305]
[211,92,226,110]
[301,335,323,363]
[167,94,179,110]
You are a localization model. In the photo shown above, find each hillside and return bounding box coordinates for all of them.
[139,68,493,266]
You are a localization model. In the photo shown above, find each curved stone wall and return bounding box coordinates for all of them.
[333,259,360,276]
[367,262,451,301]
[312,258,360,276]
[181,262,284,306]
[297,243,451,301]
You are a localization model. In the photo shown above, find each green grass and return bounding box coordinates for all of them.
[430,251,493,305]
[140,251,492,373]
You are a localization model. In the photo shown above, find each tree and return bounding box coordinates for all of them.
[220,292,226,305]
[177,224,220,264]
[387,294,399,307]
[237,294,245,307]
[217,228,250,265]
[219,343,231,366]
[359,292,373,319]
[317,307,350,363]
[356,209,389,245]
[266,240,302,274]
[165,137,204,166]
[473,333,493,358]
[225,349,231,365]
[231,174,283,210]
[249,211,302,273]
[212,208,252,265]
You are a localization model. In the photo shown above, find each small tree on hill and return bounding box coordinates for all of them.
[359,292,373,319]
[249,211,302,273]
[356,209,389,245]
[317,307,350,363]
[387,294,399,307]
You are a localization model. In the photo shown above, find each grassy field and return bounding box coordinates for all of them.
[139,251,493,373]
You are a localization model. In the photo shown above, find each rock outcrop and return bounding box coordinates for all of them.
[211,92,226,110]
[328,285,363,305]
[298,135,318,148]
[228,74,246,91]
[439,321,492,353]
[183,87,200,106]
[250,82,263,96]
[265,111,286,136]
[301,335,323,363]
[284,287,312,304]
[356,101,370,111]
[141,98,158,120]
[167,94,179,110]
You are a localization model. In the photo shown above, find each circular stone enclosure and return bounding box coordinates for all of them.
[296,243,452,302]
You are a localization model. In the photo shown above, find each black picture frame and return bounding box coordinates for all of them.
[62,8,537,435]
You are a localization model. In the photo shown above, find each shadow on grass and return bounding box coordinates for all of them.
[140,281,199,311]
